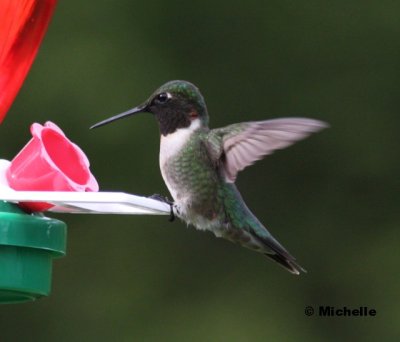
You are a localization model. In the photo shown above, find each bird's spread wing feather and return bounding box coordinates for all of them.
[208,118,328,183]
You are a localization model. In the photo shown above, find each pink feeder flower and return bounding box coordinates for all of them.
[6,122,99,212]
[0,0,57,123]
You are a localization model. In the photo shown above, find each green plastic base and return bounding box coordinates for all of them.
[0,201,67,304]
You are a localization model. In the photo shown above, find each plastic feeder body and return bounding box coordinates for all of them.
[0,201,66,304]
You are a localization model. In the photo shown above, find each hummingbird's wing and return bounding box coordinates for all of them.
[208,118,327,183]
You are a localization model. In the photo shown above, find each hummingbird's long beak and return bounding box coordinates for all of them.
[90,103,148,129]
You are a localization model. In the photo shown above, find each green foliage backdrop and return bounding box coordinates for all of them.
[1,0,399,340]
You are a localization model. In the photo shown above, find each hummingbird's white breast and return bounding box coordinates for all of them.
[159,118,226,234]
[159,119,201,167]
[159,118,201,202]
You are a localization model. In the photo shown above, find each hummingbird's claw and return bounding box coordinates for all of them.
[149,194,175,222]
[168,206,175,222]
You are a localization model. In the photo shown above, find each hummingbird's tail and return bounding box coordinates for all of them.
[221,182,307,274]
[264,249,306,275]
[234,222,307,274]
[250,225,306,275]
[233,217,308,274]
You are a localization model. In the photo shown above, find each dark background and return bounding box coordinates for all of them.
[1,0,399,340]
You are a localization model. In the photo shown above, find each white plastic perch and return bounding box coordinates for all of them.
[0,159,170,215]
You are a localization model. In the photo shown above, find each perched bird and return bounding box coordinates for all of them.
[91,80,327,274]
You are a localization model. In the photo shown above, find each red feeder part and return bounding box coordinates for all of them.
[6,121,99,211]
[0,0,58,123]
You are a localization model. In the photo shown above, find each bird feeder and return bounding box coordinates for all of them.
[0,0,169,304]
[0,123,169,304]
[0,201,66,303]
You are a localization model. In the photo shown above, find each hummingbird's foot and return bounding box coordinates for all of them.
[148,194,175,222]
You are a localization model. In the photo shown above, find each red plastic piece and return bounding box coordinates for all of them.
[0,0,57,123]
[6,121,99,212]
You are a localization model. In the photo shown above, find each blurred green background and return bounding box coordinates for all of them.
[1,0,399,341]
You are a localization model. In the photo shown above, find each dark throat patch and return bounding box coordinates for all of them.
[156,110,191,136]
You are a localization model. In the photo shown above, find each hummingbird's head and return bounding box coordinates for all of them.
[91,80,209,136]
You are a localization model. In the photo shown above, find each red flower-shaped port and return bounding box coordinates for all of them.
[0,0,57,123]
[6,121,99,211]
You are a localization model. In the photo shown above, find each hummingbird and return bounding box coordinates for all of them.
[91,80,327,274]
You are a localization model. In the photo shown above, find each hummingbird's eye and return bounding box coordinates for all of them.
[156,92,171,104]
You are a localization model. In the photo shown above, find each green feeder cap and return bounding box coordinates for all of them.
[0,201,67,304]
